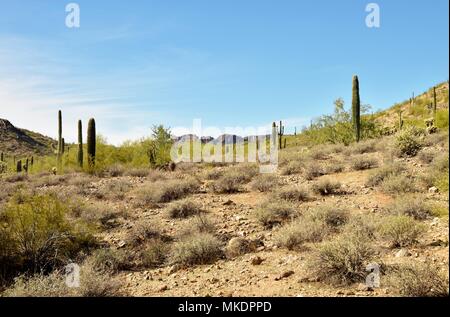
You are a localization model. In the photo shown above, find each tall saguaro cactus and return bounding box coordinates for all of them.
[352,75,361,142]
[278,121,285,150]
[77,120,84,167]
[87,118,96,168]
[57,110,63,171]
[16,160,22,173]
[433,86,437,118]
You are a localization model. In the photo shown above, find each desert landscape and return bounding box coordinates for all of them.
[1,80,448,297]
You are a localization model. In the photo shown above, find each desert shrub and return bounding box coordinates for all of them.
[394,127,425,157]
[307,231,374,285]
[349,139,377,154]
[312,179,342,196]
[170,233,223,267]
[250,174,279,192]
[125,168,150,178]
[275,186,311,202]
[308,147,330,160]
[141,239,170,268]
[342,214,378,240]
[3,271,71,297]
[0,193,96,281]
[432,153,449,172]
[303,163,324,180]
[99,179,132,200]
[166,199,203,219]
[280,161,304,176]
[307,206,350,229]
[386,262,449,297]
[274,218,327,250]
[4,174,29,183]
[71,202,123,230]
[387,195,433,220]
[186,214,216,234]
[106,164,125,177]
[254,201,296,228]
[205,169,223,180]
[323,160,345,174]
[90,248,132,273]
[146,169,169,181]
[417,149,438,164]
[67,174,94,187]
[32,175,67,187]
[423,131,449,147]
[350,155,378,171]
[210,167,254,193]
[378,215,425,248]
[126,221,163,246]
[135,178,199,205]
[381,174,418,195]
[225,237,255,258]
[366,163,406,187]
[77,264,123,297]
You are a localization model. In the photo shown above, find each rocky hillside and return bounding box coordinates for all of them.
[0,118,56,157]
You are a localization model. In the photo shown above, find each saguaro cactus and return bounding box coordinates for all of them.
[16,160,22,173]
[87,118,96,168]
[352,75,361,142]
[61,138,65,154]
[0,152,3,162]
[278,121,285,150]
[398,111,404,131]
[433,86,437,118]
[77,120,83,167]
[24,158,29,173]
[57,110,63,172]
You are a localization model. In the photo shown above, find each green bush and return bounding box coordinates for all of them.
[388,195,433,220]
[170,233,223,267]
[135,178,199,204]
[274,218,327,250]
[394,127,425,157]
[378,215,425,248]
[381,174,418,195]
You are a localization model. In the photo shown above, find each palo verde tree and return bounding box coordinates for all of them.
[147,125,173,167]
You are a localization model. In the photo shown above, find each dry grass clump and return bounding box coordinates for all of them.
[323,160,345,174]
[253,200,297,228]
[280,161,304,176]
[274,218,328,250]
[67,174,94,187]
[225,237,259,258]
[366,163,406,187]
[312,178,342,196]
[210,166,256,193]
[386,262,449,297]
[387,195,433,220]
[185,214,216,234]
[106,164,125,177]
[380,174,418,195]
[350,155,378,171]
[417,149,438,164]
[170,233,223,267]
[423,130,449,147]
[135,178,199,205]
[166,199,204,219]
[307,231,374,285]
[32,174,67,187]
[3,174,29,183]
[303,163,325,180]
[307,205,350,229]
[77,264,123,297]
[378,215,425,248]
[126,221,164,246]
[99,179,132,200]
[89,248,132,273]
[125,168,151,178]
[250,174,279,192]
[274,186,312,202]
[204,168,223,180]
[141,239,170,268]
[348,139,377,155]
[308,147,330,160]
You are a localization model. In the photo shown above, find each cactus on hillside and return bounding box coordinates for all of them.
[278,121,285,150]
[16,160,22,173]
[61,138,65,154]
[352,75,361,142]
[0,152,3,162]
[398,111,404,131]
[433,86,437,118]
[24,158,29,173]
[87,118,96,168]
[77,120,83,167]
[57,110,63,172]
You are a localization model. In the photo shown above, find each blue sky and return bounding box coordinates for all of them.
[0,0,448,144]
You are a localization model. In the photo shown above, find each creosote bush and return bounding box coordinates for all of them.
[166,199,204,219]
[170,233,223,267]
[307,231,374,285]
[381,174,418,195]
[135,178,199,205]
[253,200,297,228]
[386,262,449,297]
[280,161,304,176]
[275,186,311,202]
[350,155,378,171]
[378,215,425,248]
[312,179,342,196]
[274,218,327,250]
[250,174,279,192]
[366,163,406,187]
[387,195,433,220]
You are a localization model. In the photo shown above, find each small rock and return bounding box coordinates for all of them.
[223,199,236,206]
[251,256,264,266]
[158,285,168,292]
[395,248,412,257]
[428,186,439,194]
[117,241,126,248]
[275,270,295,281]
